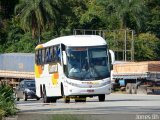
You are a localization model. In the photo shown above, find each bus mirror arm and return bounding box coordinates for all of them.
[62,51,67,65]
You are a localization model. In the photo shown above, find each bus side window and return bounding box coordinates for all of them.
[46,47,51,63]
[49,46,61,63]
[50,47,53,62]
[45,48,48,63]
[54,47,58,62]
[48,47,51,62]
[56,46,61,62]
[42,49,45,64]
[38,49,42,65]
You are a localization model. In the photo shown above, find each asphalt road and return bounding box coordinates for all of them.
[16,94,160,120]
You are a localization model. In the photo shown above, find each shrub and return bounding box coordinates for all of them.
[0,83,17,117]
[0,109,5,120]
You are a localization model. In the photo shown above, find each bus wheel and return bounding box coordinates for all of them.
[43,88,50,103]
[64,96,70,103]
[98,94,105,102]
[61,84,70,103]
[50,97,57,103]
[36,97,40,101]
[40,85,43,98]
[23,93,27,101]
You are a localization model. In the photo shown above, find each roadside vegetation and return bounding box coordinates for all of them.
[0,83,17,119]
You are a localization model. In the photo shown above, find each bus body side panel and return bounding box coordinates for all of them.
[44,64,62,97]
[35,64,62,97]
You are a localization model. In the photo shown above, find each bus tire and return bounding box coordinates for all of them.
[43,87,50,103]
[23,93,27,101]
[61,84,70,103]
[64,96,70,103]
[50,97,57,103]
[126,83,132,94]
[40,85,43,98]
[36,97,40,101]
[98,94,105,102]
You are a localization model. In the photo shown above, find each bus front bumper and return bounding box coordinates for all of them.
[64,84,111,96]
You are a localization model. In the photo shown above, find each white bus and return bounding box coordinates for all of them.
[35,35,113,103]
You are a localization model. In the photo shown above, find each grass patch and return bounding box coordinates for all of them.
[49,114,85,120]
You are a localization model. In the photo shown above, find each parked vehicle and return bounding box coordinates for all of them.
[0,53,34,89]
[112,61,160,94]
[15,80,40,101]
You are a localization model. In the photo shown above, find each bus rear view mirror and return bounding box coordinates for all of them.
[109,50,115,70]
[109,50,115,64]
[63,51,67,65]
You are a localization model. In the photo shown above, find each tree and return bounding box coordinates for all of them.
[58,0,89,34]
[134,33,160,61]
[78,0,104,29]
[98,0,146,31]
[145,0,160,38]
[15,0,61,42]
[0,0,19,19]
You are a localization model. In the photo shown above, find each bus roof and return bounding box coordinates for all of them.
[36,35,107,49]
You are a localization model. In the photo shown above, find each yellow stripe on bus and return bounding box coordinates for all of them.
[35,65,42,78]
[52,73,59,85]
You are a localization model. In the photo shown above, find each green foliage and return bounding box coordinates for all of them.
[50,115,80,120]
[134,33,160,61]
[79,0,105,29]
[1,18,36,53]
[15,0,61,40]
[107,31,126,50]
[98,0,146,31]
[0,20,7,46]
[0,83,17,117]
[58,0,87,31]
[0,109,5,120]
[5,32,36,53]
[41,31,57,43]
[0,0,19,19]
[145,0,160,38]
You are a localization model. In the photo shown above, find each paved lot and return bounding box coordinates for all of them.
[16,94,160,120]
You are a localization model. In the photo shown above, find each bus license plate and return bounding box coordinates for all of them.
[87,90,94,92]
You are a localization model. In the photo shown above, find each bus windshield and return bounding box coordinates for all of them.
[66,46,110,80]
